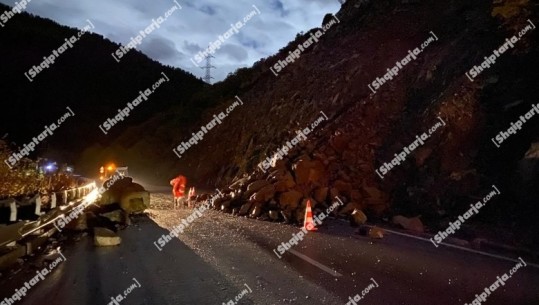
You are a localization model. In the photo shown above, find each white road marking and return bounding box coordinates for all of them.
[373,226,539,269]
[288,249,343,277]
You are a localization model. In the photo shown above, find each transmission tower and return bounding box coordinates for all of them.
[202,55,215,84]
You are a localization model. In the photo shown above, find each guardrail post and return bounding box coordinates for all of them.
[35,195,42,216]
[51,193,57,209]
[9,200,17,222]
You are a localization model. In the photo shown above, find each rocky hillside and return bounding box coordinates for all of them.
[0,2,205,165]
[159,0,538,249]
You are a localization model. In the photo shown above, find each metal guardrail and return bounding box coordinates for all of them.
[0,182,97,222]
[0,182,98,248]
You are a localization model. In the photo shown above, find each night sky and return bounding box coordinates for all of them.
[0,0,340,82]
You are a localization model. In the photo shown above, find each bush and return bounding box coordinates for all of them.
[0,140,79,198]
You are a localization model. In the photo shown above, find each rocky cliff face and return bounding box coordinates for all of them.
[172,0,538,248]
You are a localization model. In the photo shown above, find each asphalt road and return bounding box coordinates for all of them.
[2,191,539,305]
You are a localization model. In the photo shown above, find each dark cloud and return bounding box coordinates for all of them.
[140,37,181,62]
[219,44,248,61]
[199,5,217,16]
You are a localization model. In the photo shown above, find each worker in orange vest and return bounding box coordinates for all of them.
[170,175,187,209]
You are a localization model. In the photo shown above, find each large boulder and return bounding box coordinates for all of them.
[229,176,250,190]
[295,209,305,224]
[238,202,253,216]
[271,170,296,192]
[330,187,340,199]
[120,191,150,214]
[212,194,230,209]
[249,202,264,218]
[333,180,353,196]
[121,183,145,193]
[107,177,134,192]
[220,200,232,212]
[313,187,329,203]
[330,133,351,153]
[273,180,290,192]
[339,201,361,215]
[94,227,121,247]
[369,227,384,239]
[392,215,425,233]
[350,189,363,202]
[279,190,303,210]
[362,183,385,202]
[98,189,122,206]
[245,180,270,197]
[293,159,327,186]
[293,159,313,185]
[251,184,275,202]
[351,209,368,225]
[308,161,327,186]
[268,210,279,221]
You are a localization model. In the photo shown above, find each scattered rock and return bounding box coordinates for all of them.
[334,180,353,196]
[269,210,279,221]
[251,184,275,202]
[295,208,305,224]
[273,180,290,192]
[249,203,263,218]
[229,177,249,190]
[339,201,360,215]
[279,190,303,210]
[94,228,121,247]
[238,202,253,216]
[414,147,433,167]
[369,227,384,239]
[313,187,329,203]
[350,190,362,202]
[293,159,327,186]
[392,215,424,233]
[221,200,232,212]
[351,209,368,225]
[281,210,292,223]
[245,180,271,197]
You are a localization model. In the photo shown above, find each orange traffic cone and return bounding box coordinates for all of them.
[303,199,318,231]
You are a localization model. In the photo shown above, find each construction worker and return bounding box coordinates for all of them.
[170,175,187,209]
[187,187,196,208]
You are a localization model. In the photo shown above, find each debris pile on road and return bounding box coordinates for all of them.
[201,152,390,227]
